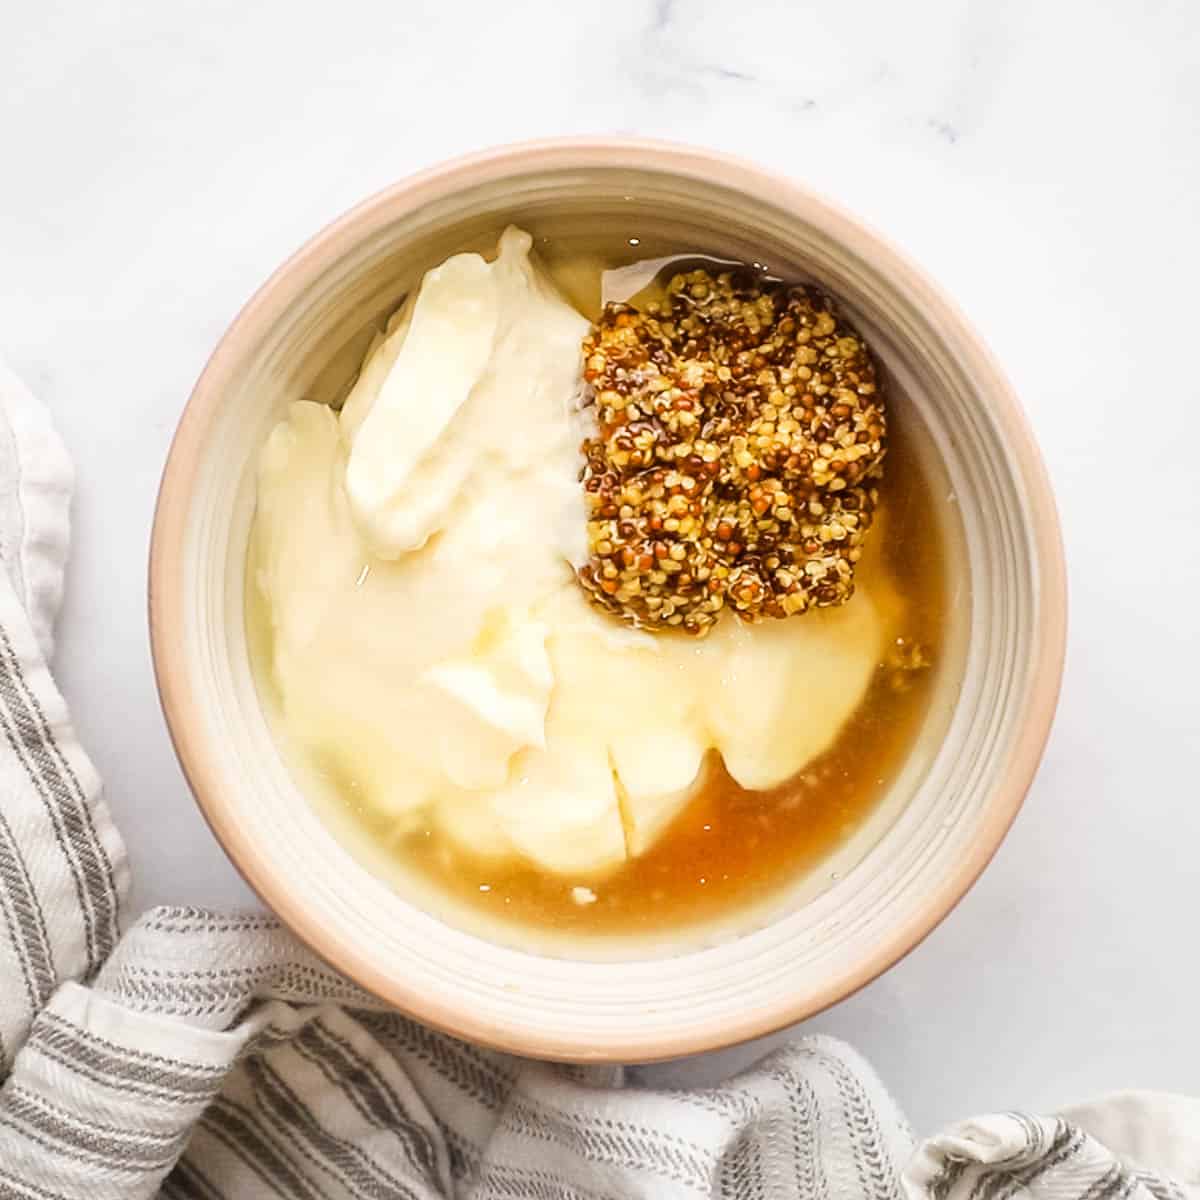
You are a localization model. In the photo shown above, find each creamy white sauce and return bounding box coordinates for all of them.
[252,228,895,880]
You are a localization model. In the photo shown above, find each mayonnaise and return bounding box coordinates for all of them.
[252,228,893,880]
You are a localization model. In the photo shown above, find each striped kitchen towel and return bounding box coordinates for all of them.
[0,356,1196,1199]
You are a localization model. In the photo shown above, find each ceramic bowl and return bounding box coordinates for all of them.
[150,138,1066,1061]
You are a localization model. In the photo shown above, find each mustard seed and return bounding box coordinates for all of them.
[577,269,886,633]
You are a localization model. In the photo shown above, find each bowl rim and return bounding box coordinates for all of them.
[149,135,1067,1061]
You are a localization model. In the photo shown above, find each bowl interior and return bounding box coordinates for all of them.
[153,146,1062,1060]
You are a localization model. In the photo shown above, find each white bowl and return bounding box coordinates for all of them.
[150,138,1066,1061]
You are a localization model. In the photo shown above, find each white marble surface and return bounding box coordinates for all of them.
[2,0,1199,1135]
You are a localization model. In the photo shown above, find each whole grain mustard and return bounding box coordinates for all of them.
[578,269,887,634]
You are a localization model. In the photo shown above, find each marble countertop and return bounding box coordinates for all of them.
[3,0,1198,1134]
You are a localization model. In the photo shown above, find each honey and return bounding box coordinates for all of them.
[342,416,942,941]
[246,234,951,952]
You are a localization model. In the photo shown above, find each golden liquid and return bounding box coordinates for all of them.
[345,425,942,940]
[247,237,950,948]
